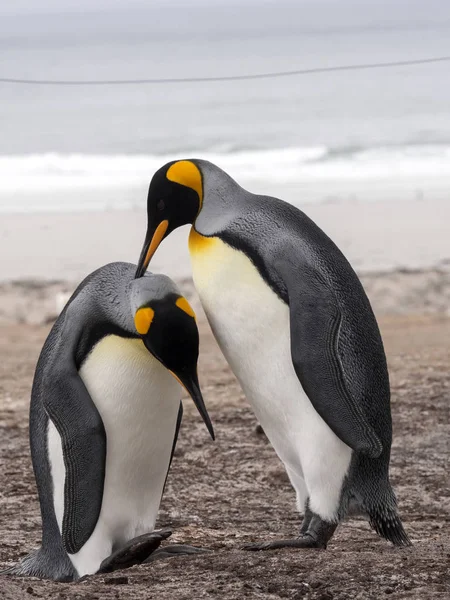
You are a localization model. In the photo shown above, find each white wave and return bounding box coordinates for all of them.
[0,147,327,191]
[0,145,449,212]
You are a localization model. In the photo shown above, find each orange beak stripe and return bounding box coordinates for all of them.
[142,219,169,271]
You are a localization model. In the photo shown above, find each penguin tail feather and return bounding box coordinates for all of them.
[1,549,74,581]
[369,509,412,547]
[0,565,30,577]
[1,550,42,578]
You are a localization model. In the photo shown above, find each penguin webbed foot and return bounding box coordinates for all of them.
[243,536,322,551]
[243,514,337,552]
[97,529,172,574]
[144,543,209,563]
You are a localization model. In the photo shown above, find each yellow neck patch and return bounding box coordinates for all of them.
[188,228,218,254]
[134,307,155,335]
[175,296,196,319]
[166,160,203,208]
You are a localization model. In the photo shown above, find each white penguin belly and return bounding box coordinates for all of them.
[47,335,181,576]
[189,232,352,520]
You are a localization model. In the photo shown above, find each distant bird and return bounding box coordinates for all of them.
[134,159,410,550]
[3,262,214,581]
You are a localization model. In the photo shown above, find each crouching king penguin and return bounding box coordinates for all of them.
[3,262,214,581]
[134,159,410,550]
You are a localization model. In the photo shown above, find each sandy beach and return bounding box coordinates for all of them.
[2,0,450,597]
[0,309,449,599]
[1,197,449,283]
[0,197,449,327]
[0,194,449,600]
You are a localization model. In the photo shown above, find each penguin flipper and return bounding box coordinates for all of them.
[42,310,107,556]
[169,402,184,470]
[286,276,383,458]
[162,401,183,496]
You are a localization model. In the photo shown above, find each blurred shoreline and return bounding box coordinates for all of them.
[2,146,450,213]
[1,198,448,324]
[1,197,449,278]
[1,267,450,327]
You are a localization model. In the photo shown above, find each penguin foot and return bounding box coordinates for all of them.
[299,502,313,534]
[243,536,324,551]
[144,544,209,563]
[97,529,172,574]
[244,514,337,551]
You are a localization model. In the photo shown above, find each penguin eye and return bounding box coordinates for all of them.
[157,199,165,211]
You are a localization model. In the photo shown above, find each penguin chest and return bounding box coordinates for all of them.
[79,336,181,505]
[189,233,288,352]
[189,233,305,455]
[48,335,181,543]
[189,230,353,522]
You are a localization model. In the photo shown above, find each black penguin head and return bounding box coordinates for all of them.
[133,292,214,440]
[135,160,203,278]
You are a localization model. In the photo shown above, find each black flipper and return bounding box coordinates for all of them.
[285,273,383,458]
[169,402,183,470]
[161,402,183,497]
[42,306,107,556]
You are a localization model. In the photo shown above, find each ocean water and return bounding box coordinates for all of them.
[1,0,450,212]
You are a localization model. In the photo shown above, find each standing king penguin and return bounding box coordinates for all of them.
[134,159,410,550]
[3,262,214,581]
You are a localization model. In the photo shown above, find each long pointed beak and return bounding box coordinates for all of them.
[135,220,169,279]
[172,370,215,441]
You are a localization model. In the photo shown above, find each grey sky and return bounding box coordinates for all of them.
[2,0,274,16]
[1,0,448,15]
[1,1,449,27]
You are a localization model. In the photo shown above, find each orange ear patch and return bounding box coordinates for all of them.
[176,296,196,319]
[134,307,155,335]
[166,160,203,206]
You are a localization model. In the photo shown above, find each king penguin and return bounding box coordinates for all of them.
[134,159,410,550]
[3,262,214,581]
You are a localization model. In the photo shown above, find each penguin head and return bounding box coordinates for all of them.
[131,281,214,440]
[135,160,203,278]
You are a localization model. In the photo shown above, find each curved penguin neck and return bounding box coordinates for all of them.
[194,160,250,237]
[102,281,135,335]
[75,264,137,337]
[189,167,289,304]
